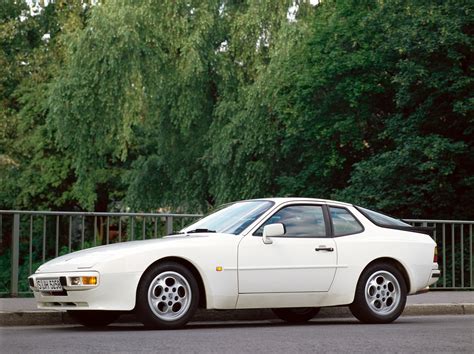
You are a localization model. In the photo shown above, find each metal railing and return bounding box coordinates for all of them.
[0,210,202,296]
[405,219,474,290]
[0,212,473,296]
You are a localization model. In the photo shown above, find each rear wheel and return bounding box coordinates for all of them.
[136,262,199,329]
[67,310,120,327]
[272,307,320,323]
[350,263,407,323]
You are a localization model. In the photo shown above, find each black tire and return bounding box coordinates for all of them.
[272,307,320,323]
[67,310,120,327]
[136,262,199,329]
[350,263,407,324]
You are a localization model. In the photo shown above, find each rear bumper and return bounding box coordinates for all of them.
[427,264,441,287]
[413,267,440,295]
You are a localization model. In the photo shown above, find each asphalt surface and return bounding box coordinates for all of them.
[2,290,472,312]
[0,291,473,326]
[1,315,473,353]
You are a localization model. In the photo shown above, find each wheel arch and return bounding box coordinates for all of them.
[136,256,207,309]
[360,257,411,293]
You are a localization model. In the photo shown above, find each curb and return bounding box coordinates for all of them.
[1,304,473,326]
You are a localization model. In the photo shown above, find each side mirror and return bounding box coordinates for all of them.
[262,223,285,244]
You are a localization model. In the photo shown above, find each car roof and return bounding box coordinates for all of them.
[241,197,353,208]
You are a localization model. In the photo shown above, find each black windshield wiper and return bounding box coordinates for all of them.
[186,228,216,234]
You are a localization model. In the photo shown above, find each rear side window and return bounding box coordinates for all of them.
[356,206,411,227]
[329,207,364,236]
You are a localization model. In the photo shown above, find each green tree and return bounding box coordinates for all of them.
[4,0,471,219]
[332,1,474,218]
[0,1,89,210]
[48,0,225,211]
[215,0,473,218]
[206,0,314,204]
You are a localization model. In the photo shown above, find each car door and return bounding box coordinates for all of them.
[238,204,337,293]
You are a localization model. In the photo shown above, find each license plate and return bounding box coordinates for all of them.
[36,278,63,291]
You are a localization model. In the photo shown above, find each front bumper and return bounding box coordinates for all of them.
[28,271,142,311]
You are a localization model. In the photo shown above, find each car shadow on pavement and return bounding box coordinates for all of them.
[57,318,398,332]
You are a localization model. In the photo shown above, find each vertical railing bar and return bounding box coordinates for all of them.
[433,224,438,288]
[106,216,110,245]
[29,215,33,275]
[0,214,3,245]
[42,215,46,263]
[460,224,464,288]
[55,215,59,257]
[131,216,134,241]
[166,216,173,236]
[118,217,122,243]
[142,218,146,240]
[451,224,455,288]
[93,215,97,246]
[470,224,473,288]
[11,214,20,297]
[81,215,85,250]
[68,215,72,253]
[154,217,157,238]
[442,223,446,288]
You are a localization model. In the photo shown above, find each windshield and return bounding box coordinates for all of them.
[357,206,411,227]
[181,200,274,235]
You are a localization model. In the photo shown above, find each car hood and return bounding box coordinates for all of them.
[35,233,212,273]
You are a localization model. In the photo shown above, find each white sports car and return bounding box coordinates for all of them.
[29,198,440,328]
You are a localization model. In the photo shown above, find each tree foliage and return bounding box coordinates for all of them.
[1,0,472,219]
[0,1,89,210]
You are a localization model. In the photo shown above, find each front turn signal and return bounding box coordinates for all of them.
[433,246,438,263]
[81,276,97,285]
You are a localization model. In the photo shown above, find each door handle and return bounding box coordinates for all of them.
[315,246,334,252]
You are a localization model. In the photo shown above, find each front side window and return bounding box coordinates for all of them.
[255,205,327,237]
[330,207,364,236]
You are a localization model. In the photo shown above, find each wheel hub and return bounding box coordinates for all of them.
[364,270,401,315]
[147,271,192,321]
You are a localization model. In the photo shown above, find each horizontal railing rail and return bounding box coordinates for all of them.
[1,212,472,296]
[0,210,202,217]
[404,219,474,224]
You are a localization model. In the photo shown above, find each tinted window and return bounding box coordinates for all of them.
[357,206,411,227]
[255,205,327,237]
[330,207,363,236]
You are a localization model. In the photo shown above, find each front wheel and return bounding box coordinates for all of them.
[272,307,320,323]
[350,263,407,324]
[67,310,120,327]
[136,262,199,329]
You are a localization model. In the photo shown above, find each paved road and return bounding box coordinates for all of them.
[1,315,473,353]
[2,291,472,311]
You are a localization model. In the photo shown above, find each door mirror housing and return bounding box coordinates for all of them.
[262,223,285,244]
